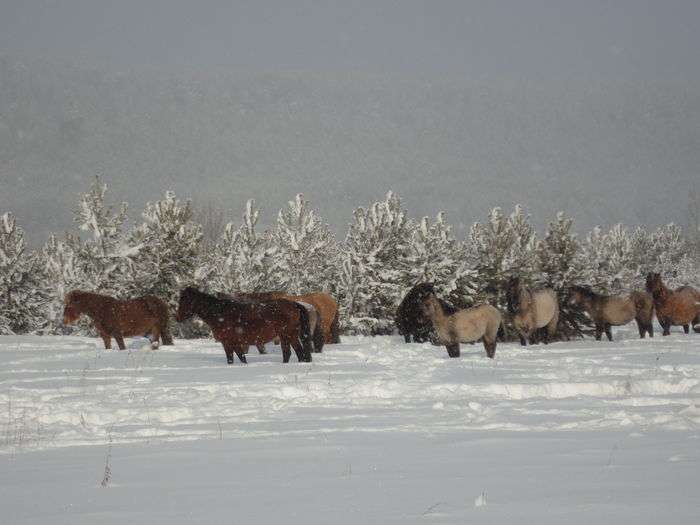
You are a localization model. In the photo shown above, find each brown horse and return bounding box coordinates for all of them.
[63,290,173,350]
[568,286,654,340]
[645,273,700,335]
[506,277,559,346]
[176,287,313,364]
[232,291,340,344]
[422,293,502,358]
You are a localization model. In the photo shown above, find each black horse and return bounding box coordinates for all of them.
[395,283,457,343]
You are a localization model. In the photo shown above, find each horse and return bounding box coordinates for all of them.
[645,273,700,335]
[567,285,654,340]
[232,291,340,344]
[176,287,313,364]
[63,290,173,350]
[219,293,325,353]
[395,283,457,343]
[421,293,502,358]
[505,277,559,346]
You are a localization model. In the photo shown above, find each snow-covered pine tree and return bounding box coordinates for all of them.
[646,224,693,287]
[467,205,537,308]
[41,232,81,332]
[71,177,130,296]
[406,212,476,308]
[536,212,588,338]
[339,191,413,335]
[202,199,277,294]
[271,194,339,295]
[581,224,637,295]
[0,212,50,334]
[125,192,203,337]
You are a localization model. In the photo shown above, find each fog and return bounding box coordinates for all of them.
[1,0,699,244]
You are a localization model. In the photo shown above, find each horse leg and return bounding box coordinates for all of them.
[519,334,527,346]
[660,318,671,336]
[483,340,496,359]
[647,322,654,338]
[445,342,460,358]
[148,326,161,349]
[222,343,235,364]
[98,330,112,350]
[683,324,690,334]
[594,324,603,341]
[234,345,247,364]
[635,319,645,338]
[403,333,411,343]
[113,332,126,351]
[256,343,267,354]
[291,337,311,363]
[604,324,613,342]
[280,340,292,363]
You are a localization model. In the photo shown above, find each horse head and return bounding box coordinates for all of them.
[568,285,594,307]
[176,287,200,322]
[505,277,521,314]
[62,291,83,325]
[645,272,662,293]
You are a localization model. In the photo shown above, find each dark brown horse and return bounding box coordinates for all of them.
[176,287,313,364]
[568,286,654,340]
[232,291,340,344]
[395,283,457,343]
[63,290,173,350]
[219,293,324,354]
[645,273,700,335]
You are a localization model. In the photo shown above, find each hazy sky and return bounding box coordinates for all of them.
[1,1,699,244]
[2,0,699,80]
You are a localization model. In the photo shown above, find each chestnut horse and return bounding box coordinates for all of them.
[645,273,700,335]
[568,286,654,340]
[506,277,559,346]
[422,293,503,358]
[232,291,340,344]
[63,290,173,350]
[176,287,313,364]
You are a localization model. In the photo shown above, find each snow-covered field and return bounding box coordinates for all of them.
[1,327,699,523]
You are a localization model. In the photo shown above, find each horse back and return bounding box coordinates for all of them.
[451,304,501,343]
[601,295,637,325]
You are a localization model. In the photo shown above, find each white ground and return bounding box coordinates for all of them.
[1,327,699,523]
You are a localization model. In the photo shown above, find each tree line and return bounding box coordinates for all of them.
[1,178,698,338]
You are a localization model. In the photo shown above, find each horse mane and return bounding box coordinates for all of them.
[570,285,598,300]
[645,272,670,301]
[64,290,111,305]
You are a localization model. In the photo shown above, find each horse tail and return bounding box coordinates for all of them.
[497,319,507,341]
[330,307,341,344]
[146,296,174,346]
[313,310,325,353]
[294,303,313,362]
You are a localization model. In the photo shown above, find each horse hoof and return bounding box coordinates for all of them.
[227,359,234,365]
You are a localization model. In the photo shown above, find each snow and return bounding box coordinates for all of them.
[1,326,699,522]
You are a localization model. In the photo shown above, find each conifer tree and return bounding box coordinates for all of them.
[406,212,476,307]
[126,192,202,326]
[536,212,588,337]
[0,213,50,334]
[340,191,413,334]
[202,199,277,293]
[71,177,130,296]
[272,194,339,295]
